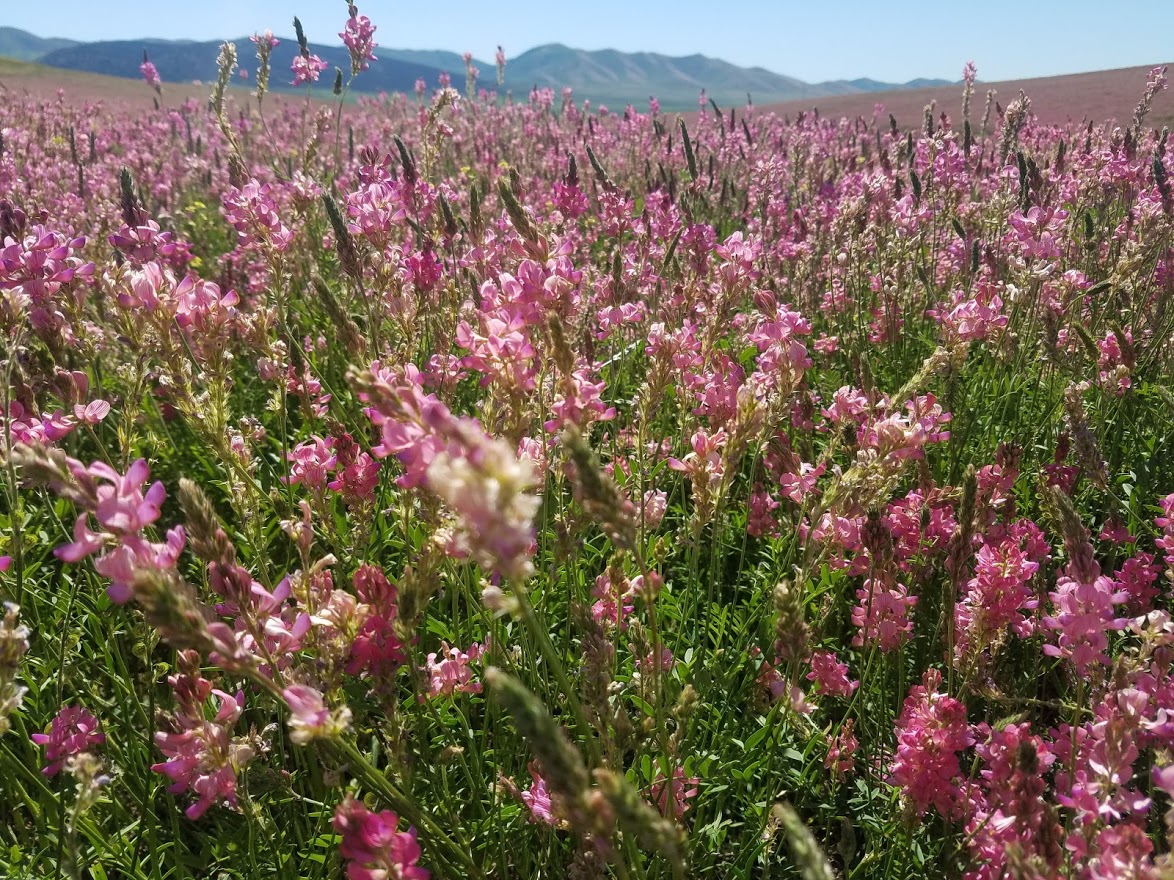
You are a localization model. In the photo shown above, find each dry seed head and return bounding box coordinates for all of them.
[485,667,590,800]
[131,567,216,656]
[7,442,98,510]
[177,478,236,565]
[1044,483,1100,584]
[773,803,836,880]
[497,171,542,247]
[212,42,238,129]
[773,579,809,663]
[0,603,30,736]
[562,425,637,552]
[1061,383,1108,490]
[322,194,362,280]
[593,768,686,875]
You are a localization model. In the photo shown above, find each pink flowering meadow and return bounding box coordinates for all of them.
[1,28,1174,880]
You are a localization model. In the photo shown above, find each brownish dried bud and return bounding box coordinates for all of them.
[562,425,637,552]
[178,478,236,565]
[486,667,600,837]
[497,169,544,253]
[1062,383,1108,490]
[773,803,835,880]
[594,768,686,876]
[773,579,809,663]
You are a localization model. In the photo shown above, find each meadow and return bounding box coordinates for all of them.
[2,12,1174,879]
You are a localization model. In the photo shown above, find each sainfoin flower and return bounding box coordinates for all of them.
[426,429,540,581]
[152,651,256,820]
[825,718,858,780]
[851,578,917,651]
[356,363,540,579]
[0,603,28,736]
[291,53,328,86]
[1042,569,1127,673]
[334,796,429,880]
[650,765,700,820]
[520,761,558,825]
[73,399,111,425]
[283,684,352,744]
[52,457,186,605]
[140,57,161,91]
[422,641,485,698]
[340,10,378,74]
[888,670,974,820]
[31,705,105,776]
[806,650,859,698]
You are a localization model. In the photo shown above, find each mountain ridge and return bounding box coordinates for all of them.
[3,27,953,110]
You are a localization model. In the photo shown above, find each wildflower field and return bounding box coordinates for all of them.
[3,10,1174,879]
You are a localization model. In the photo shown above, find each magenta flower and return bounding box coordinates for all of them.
[649,765,700,821]
[806,650,859,698]
[422,641,485,699]
[591,570,635,630]
[73,399,111,426]
[359,363,539,579]
[954,536,1041,657]
[284,436,337,491]
[889,670,974,820]
[140,58,162,91]
[291,53,328,86]
[31,705,105,776]
[334,796,429,880]
[340,12,378,74]
[328,435,381,501]
[1042,571,1128,673]
[152,654,255,820]
[249,30,278,50]
[222,179,294,251]
[0,224,95,333]
[50,457,184,605]
[520,761,558,825]
[851,578,917,651]
[825,718,858,780]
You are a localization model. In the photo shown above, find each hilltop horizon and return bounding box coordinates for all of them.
[0,26,958,110]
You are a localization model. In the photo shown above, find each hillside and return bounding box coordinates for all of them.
[4,27,950,110]
[38,38,445,98]
[0,26,78,62]
[754,63,1174,128]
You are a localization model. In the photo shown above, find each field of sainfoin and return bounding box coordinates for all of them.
[2,10,1174,879]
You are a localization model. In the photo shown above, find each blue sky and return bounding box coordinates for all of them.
[5,0,1173,84]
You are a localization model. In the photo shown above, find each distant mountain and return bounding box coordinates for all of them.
[3,27,954,110]
[380,49,493,75]
[837,77,953,92]
[0,26,78,62]
[502,43,819,107]
[37,37,448,96]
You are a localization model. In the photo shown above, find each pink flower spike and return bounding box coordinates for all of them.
[140,59,162,91]
[807,650,860,698]
[31,706,104,776]
[521,761,558,825]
